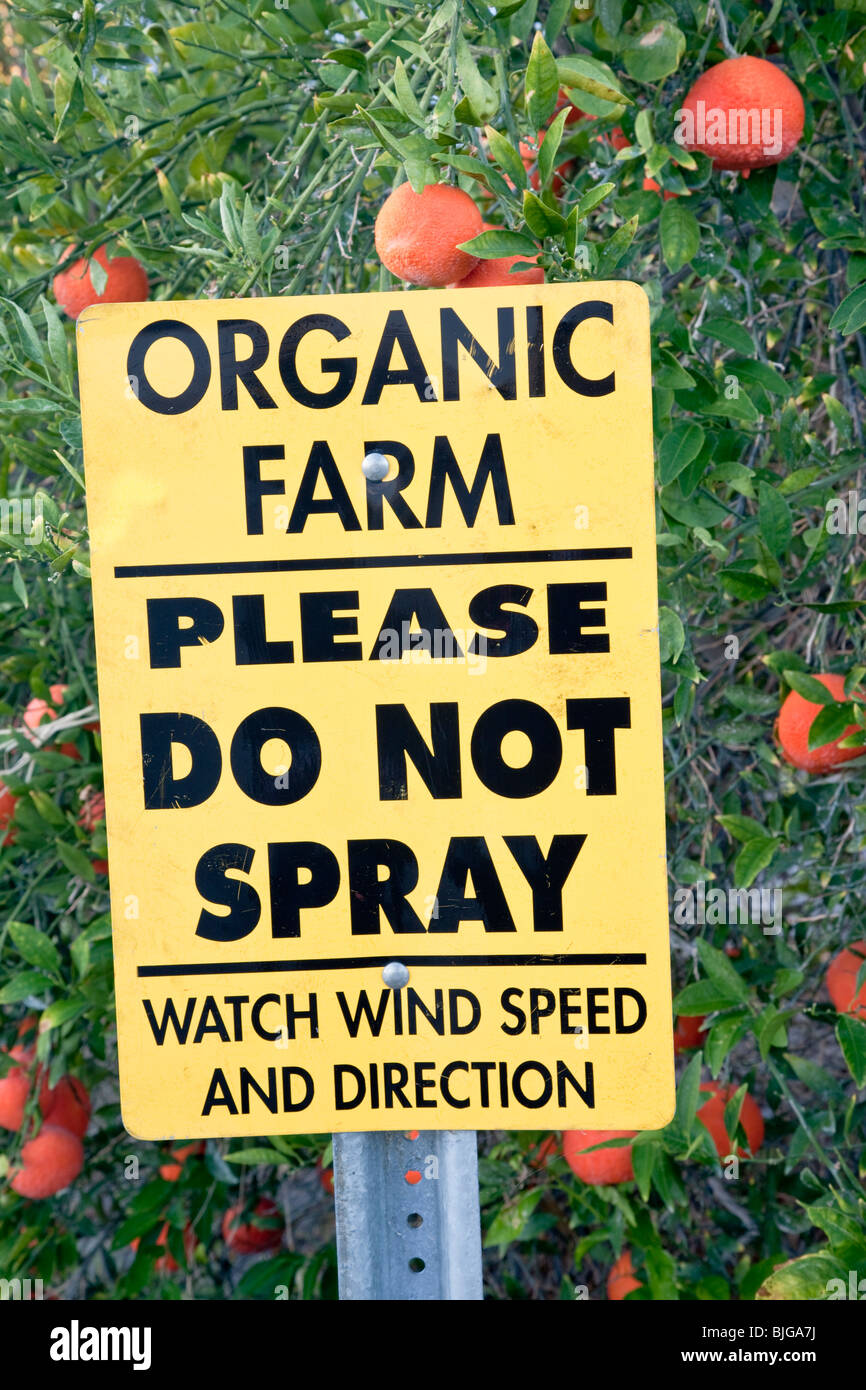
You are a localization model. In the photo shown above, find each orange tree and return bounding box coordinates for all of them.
[1,0,865,1300]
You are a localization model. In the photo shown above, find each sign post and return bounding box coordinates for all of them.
[78,281,672,1297]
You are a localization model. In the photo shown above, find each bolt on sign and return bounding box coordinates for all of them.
[77,282,674,1137]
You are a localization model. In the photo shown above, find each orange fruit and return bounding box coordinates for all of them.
[0,1067,31,1131]
[92,859,109,876]
[607,1248,642,1300]
[9,1124,84,1198]
[159,1140,205,1182]
[562,1129,636,1184]
[39,1075,91,1139]
[222,1196,285,1254]
[374,182,482,286]
[608,126,630,151]
[23,684,79,760]
[53,245,149,319]
[776,673,862,774]
[0,781,17,847]
[825,941,866,1018]
[449,222,544,289]
[673,1014,707,1053]
[697,1081,764,1158]
[679,56,804,170]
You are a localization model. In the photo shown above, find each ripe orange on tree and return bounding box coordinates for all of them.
[0,1066,31,1131]
[607,1248,643,1300]
[562,1129,636,1184]
[374,182,483,287]
[52,245,149,319]
[776,672,862,774]
[222,1196,285,1255]
[673,1013,707,1053]
[39,1075,91,1140]
[9,1124,84,1198]
[679,56,805,170]
[697,1081,764,1158]
[825,941,866,1018]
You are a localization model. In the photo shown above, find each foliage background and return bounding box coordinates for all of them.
[1,0,865,1300]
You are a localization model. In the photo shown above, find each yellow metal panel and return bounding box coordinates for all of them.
[77,282,674,1137]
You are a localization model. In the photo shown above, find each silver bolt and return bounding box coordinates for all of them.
[382,961,410,990]
[362,451,390,481]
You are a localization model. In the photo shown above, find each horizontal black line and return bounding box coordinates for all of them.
[137,953,647,978]
[114,547,633,579]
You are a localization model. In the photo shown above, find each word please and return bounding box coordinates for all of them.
[145,583,611,667]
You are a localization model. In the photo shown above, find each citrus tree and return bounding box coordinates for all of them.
[1,0,865,1301]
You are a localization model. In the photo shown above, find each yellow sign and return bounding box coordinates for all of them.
[77,282,674,1137]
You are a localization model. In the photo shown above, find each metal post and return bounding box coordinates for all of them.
[333,1130,484,1300]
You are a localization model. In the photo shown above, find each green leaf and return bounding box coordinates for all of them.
[658,606,686,664]
[458,229,539,259]
[807,701,855,750]
[836,1015,866,1087]
[240,195,262,262]
[658,422,704,485]
[484,125,527,190]
[674,1052,702,1137]
[622,21,686,84]
[696,939,750,1005]
[829,284,866,335]
[537,107,568,187]
[88,253,108,297]
[704,1015,748,1077]
[0,971,54,1004]
[456,33,498,125]
[39,996,88,1031]
[756,1253,847,1300]
[673,980,739,1015]
[785,1054,843,1097]
[484,1188,544,1250]
[556,57,629,113]
[631,1139,656,1201]
[595,215,638,276]
[577,181,615,219]
[782,671,838,705]
[660,200,700,272]
[1,297,45,364]
[733,836,779,889]
[522,189,566,238]
[9,921,61,976]
[700,316,754,356]
[55,839,97,882]
[716,813,767,843]
[391,59,428,125]
[224,1146,286,1165]
[525,31,560,129]
[757,481,793,557]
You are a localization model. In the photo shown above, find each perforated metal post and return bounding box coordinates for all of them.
[333,1130,484,1300]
